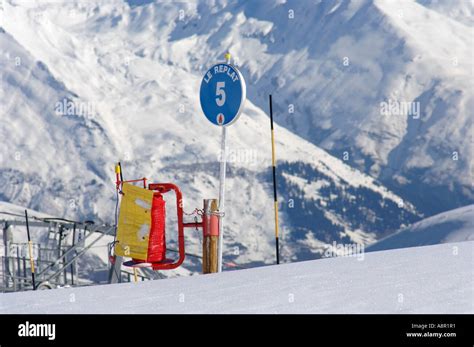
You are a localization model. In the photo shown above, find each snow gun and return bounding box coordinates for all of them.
[112,162,220,272]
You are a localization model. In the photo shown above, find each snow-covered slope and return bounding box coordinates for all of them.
[1,241,472,313]
[70,0,473,216]
[367,204,474,252]
[417,0,474,26]
[0,0,422,267]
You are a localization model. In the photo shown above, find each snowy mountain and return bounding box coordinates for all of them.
[187,0,472,216]
[0,0,424,267]
[112,0,472,216]
[367,204,474,252]
[417,0,474,26]
[1,241,472,313]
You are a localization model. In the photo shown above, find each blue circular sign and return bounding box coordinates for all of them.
[199,63,246,126]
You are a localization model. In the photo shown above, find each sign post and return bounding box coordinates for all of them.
[199,53,246,272]
[217,124,227,273]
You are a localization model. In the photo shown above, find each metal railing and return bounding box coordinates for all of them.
[1,214,154,293]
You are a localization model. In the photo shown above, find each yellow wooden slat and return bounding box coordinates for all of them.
[114,183,154,261]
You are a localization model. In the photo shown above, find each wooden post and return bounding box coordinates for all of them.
[209,199,219,273]
[202,236,210,274]
[202,199,219,273]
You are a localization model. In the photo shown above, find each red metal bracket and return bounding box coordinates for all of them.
[118,181,203,271]
[148,183,186,270]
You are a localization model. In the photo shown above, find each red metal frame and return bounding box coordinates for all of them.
[147,183,203,270]
[147,183,185,270]
[117,179,203,271]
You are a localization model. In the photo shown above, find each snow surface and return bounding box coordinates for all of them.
[1,241,472,313]
[367,204,474,252]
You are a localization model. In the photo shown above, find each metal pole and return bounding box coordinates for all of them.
[25,210,36,290]
[216,52,232,273]
[118,161,124,182]
[16,246,21,289]
[58,226,64,285]
[62,249,67,285]
[108,256,123,284]
[71,223,76,286]
[38,247,42,275]
[22,256,27,288]
[202,199,210,274]
[12,253,16,291]
[217,125,227,272]
[269,95,280,264]
[3,222,10,289]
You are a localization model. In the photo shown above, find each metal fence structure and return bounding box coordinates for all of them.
[0,215,152,293]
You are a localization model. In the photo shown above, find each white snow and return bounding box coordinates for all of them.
[417,0,474,27]
[368,204,474,252]
[1,241,472,313]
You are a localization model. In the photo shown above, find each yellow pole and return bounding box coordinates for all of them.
[25,210,36,289]
[269,95,280,264]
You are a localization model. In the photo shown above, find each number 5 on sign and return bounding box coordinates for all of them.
[200,62,246,126]
[216,82,226,106]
